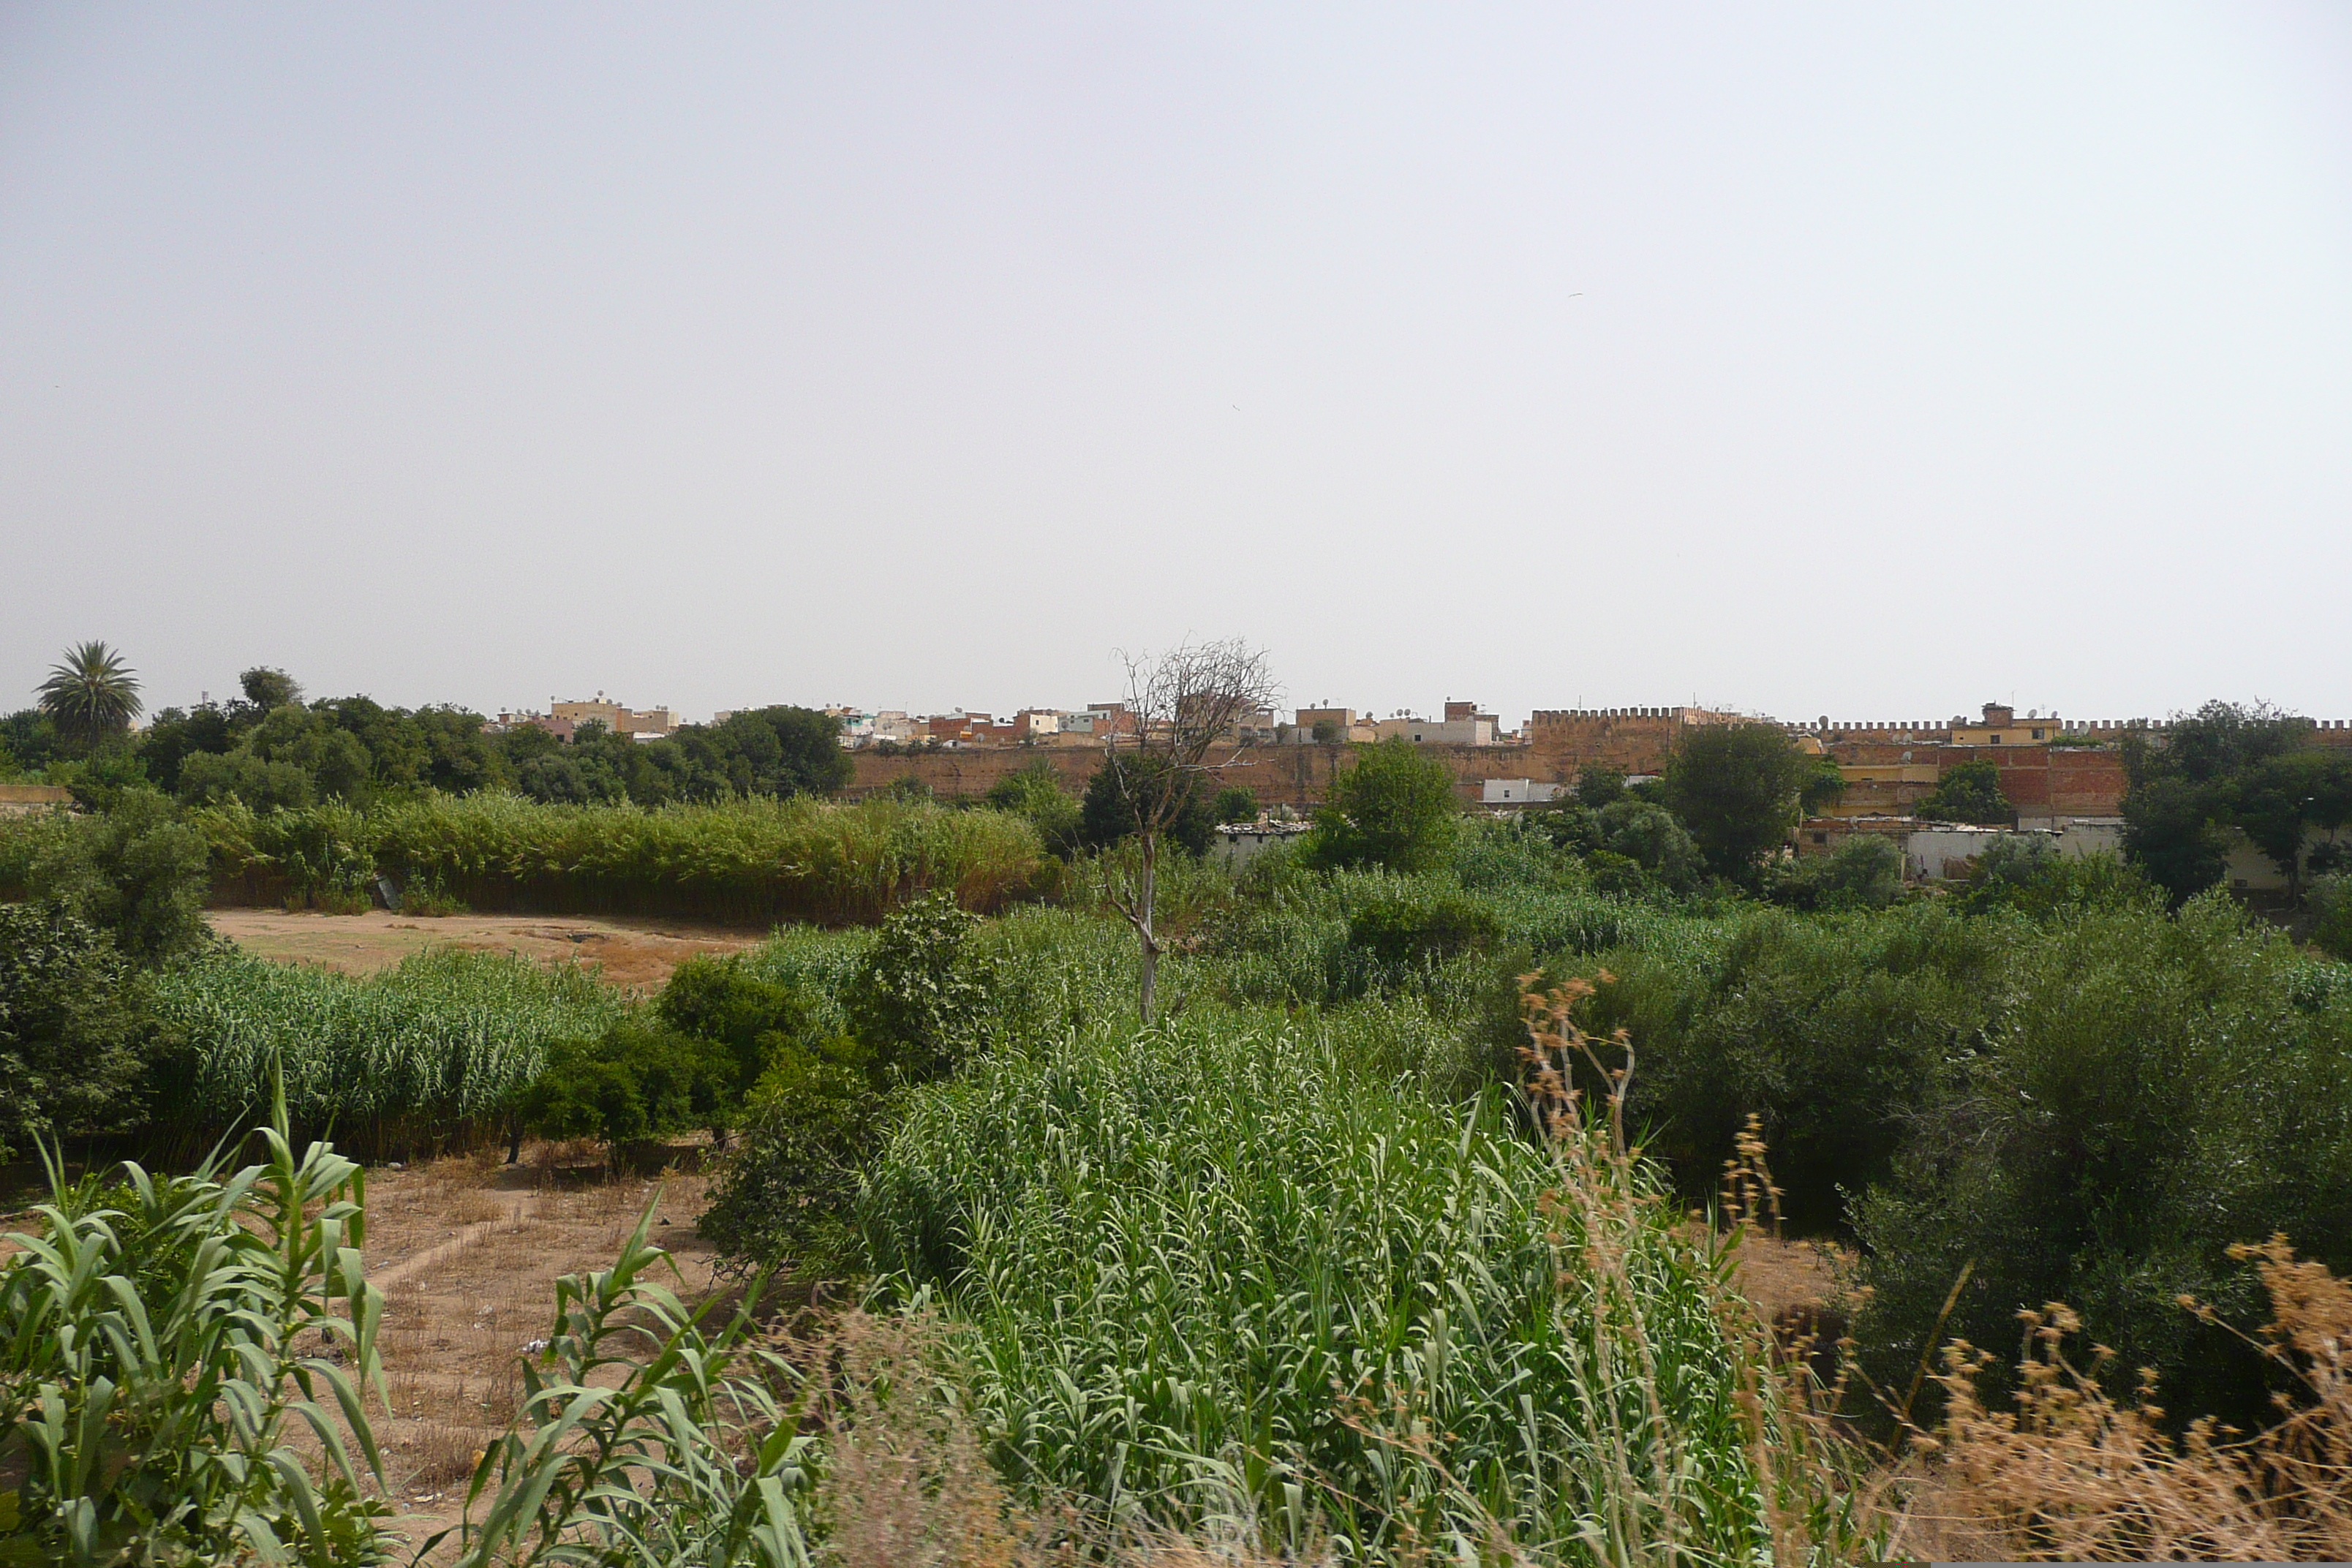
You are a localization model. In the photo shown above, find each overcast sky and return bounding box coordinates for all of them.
[4,3,2348,728]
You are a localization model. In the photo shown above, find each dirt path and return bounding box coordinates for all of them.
[207,908,767,991]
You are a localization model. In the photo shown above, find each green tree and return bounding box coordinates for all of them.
[1914,758,2013,825]
[987,762,1083,858]
[2119,701,2310,905]
[1305,737,1460,873]
[237,666,304,711]
[0,902,164,1161]
[1574,764,1627,810]
[1212,784,1260,823]
[23,789,212,962]
[1659,723,1816,881]
[1596,798,1704,894]
[37,641,143,748]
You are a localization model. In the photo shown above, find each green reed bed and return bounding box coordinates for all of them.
[150,946,621,1153]
[195,791,1049,924]
[861,1007,1784,1561]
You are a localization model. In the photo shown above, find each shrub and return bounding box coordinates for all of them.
[14,788,212,962]
[0,902,165,1161]
[1303,736,1460,872]
[984,762,1083,859]
[1915,757,2014,825]
[1851,894,2352,1428]
[2311,872,2352,961]
[1344,888,1501,968]
[657,953,825,1103]
[696,1040,882,1273]
[1954,836,2157,919]
[1771,832,1904,912]
[846,893,994,1084]
[1575,902,2010,1225]
[513,1019,731,1158]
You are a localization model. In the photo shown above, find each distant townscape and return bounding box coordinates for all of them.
[477,693,2352,894]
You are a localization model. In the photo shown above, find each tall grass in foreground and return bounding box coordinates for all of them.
[151,946,621,1153]
[862,999,1872,1561]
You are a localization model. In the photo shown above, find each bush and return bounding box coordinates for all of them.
[984,763,1083,859]
[514,1019,731,1156]
[1851,894,2352,1428]
[1771,832,1904,913]
[1344,889,1501,968]
[846,893,994,1083]
[0,902,165,1161]
[657,953,826,1105]
[1575,902,2010,1225]
[1954,836,2157,919]
[15,789,211,962]
[1304,736,1460,872]
[2311,872,2352,961]
[696,1040,882,1272]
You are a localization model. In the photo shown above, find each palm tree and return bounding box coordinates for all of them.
[37,640,143,742]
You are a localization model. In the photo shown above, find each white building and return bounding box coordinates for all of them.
[1482,779,1567,805]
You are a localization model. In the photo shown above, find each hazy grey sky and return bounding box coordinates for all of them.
[4,3,2348,727]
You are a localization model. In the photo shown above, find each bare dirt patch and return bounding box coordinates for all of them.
[357,1147,721,1556]
[207,908,766,991]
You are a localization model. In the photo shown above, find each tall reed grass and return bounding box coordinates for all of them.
[150,946,621,1153]
[860,1002,1820,1560]
[196,791,1049,924]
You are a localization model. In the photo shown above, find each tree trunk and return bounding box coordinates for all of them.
[1137,834,1160,1023]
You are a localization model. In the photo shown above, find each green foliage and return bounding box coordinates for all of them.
[859,1009,1776,1556]
[515,1019,731,1151]
[696,1040,882,1272]
[2313,873,2352,961]
[1594,798,1704,895]
[984,761,1083,859]
[1850,895,2352,1427]
[847,893,993,1082]
[202,791,1049,925]
[658,954,826,1098]
[1304,736,1460,872]
[238,666,304,709]
[1660,723,1816,881]
[1574,764,1627,810]
[15,788,212,962]
[1211,783,1260,823]
[1953,837,2157,919]
[0,709,63,775]
[1343,888,1501,968]
[2120,701,2328,903]
[1578,902,2010,1226]
[151,946,622,1152]
[0,903,165,1162]
[36,640,143,747]
[1078,753,1215,856]
[1915,757,2013,825]
[176,749,319,811]
[1771,832,1905,913]
[0,1117,393,1564]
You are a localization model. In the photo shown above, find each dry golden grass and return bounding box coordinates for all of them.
[1888,1236,2352,1562]
[347,1143,720,1553]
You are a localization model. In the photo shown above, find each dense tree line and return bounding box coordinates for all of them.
[4,663,850,810]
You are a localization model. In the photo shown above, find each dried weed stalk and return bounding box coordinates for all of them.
[1917,1235,2352,1561]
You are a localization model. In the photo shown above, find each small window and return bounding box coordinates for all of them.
[2032,728,2044,740]
[1989,734,2002,744]
[1811,832,1828,845]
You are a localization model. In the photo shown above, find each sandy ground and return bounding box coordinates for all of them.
[207,908,767,991]
[353,1149,722,1556]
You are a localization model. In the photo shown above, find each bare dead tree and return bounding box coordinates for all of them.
[1098,638,1280,1022]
